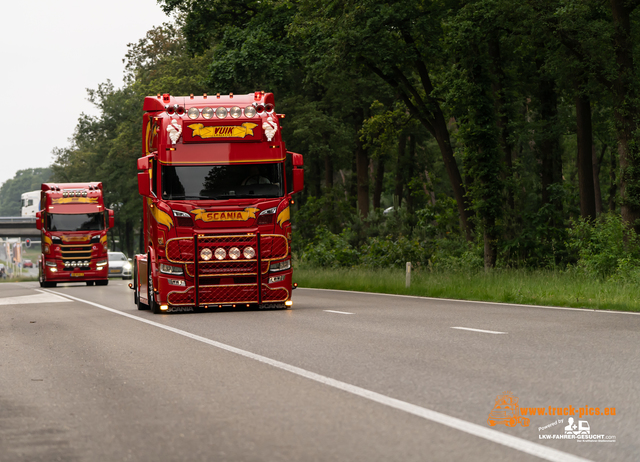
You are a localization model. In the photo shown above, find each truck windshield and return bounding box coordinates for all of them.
[162,164,284,200]
[46,213,105,231]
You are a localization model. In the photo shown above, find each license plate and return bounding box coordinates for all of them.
[71,273,85,277]
[109,269,119,273]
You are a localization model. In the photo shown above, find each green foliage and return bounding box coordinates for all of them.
[0,168,52,216]
[567,213,640,279]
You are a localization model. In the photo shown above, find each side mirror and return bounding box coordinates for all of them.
[292,153,304,194]
[35,211,42,230]
[108,209,115,229]
[138,171,151,197]
[137,155,153,170]
[287,152,304,194]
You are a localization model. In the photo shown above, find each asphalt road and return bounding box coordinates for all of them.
[0,280,638,462]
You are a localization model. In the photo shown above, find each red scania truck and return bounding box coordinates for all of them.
[36,182,114,287]
[133,92,303,313]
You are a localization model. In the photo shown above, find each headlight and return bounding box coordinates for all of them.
[270,259,291,272]
[229,247,241,260]
[243,246,255,259]
[96,259,108,267]
[214,248,226,260]
[124,263,132,270]
[216,107,228,119]
[201,107,214,119]
[244,106,256,118]
[187,107,200,119]
[45,260,56,267]
[200,248,212,261]
[229,106,242,118]
[160,263,183,275]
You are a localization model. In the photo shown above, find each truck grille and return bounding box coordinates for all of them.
[60,244,93,262]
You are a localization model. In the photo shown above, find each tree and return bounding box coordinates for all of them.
[0,168,52,216]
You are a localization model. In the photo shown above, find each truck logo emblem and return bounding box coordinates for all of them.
[262,116,278,141]
[167,118,182,144]
[188,123,258,139]
[191,207,260,222]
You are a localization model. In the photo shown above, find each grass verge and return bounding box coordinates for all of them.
[294,267,640,312]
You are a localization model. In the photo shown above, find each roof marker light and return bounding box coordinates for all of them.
[203,93,207,99]
[230,93,233,98]
[217,93,221,98]
[190,94,194,99]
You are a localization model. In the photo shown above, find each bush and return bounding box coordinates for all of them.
[567,213,640,279]
[299,226,359,268]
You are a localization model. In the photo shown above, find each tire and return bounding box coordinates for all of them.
[134,262,148,310]
[86,281,95,286]
[43,281,56,288]
[148,263,161,314]
[39,267,44,287]
[96,280,108,286]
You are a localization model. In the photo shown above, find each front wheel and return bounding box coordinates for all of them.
[86,281,95,286]
[148,265,161,314]
[96,280,108,286]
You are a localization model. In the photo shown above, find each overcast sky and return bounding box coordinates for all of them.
[0,0,170,188]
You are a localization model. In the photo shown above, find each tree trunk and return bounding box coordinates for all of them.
[355,137,369,217]
[538,75,563,216]
[610,0,640,232]
[488,35,514,211]
[576,93,596,220]
[373,157,384,210]
[324,153,333,189]
[609,148,618,212]
[406,135,416,213]
[432,113,473,240]
[394,135,406,208]
[593,144,603,216]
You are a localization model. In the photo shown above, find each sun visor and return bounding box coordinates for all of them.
[46,204,104,214]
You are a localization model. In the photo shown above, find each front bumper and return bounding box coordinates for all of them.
[43,262,109,282]
[159,233,291,308]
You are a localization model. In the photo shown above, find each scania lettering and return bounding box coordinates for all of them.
[132,92,304,313]
[36,182,114,287]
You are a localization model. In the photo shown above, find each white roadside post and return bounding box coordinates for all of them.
[406,262,411,288]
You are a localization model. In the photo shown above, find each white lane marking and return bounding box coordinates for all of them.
[324,310,354,315]
[451,327,506,335]
[0,291,72,306]
[42,289,591,462]
[300,288,640,316]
